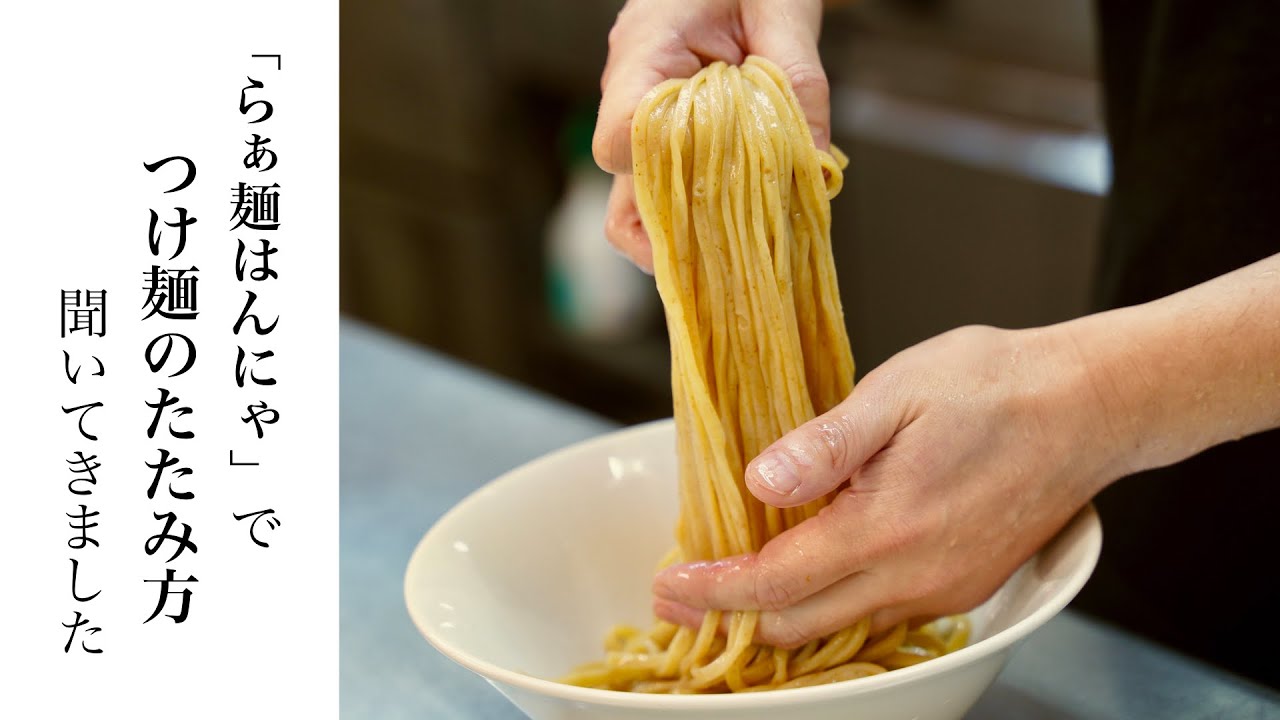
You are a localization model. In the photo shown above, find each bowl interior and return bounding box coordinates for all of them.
[406,419,1099,690]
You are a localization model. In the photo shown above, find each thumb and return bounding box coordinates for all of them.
[746,388,898,507]
[744,0,829,150]
[594,43,701,175]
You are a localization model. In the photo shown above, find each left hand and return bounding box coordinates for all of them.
[594,0,831,273]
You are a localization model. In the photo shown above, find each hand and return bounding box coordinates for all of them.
[651,324,1121,647]
[596,0,828,273]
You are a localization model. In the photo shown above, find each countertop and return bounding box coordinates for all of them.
[339,318,1280,719]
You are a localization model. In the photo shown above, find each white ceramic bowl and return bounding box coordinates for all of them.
[406,419,1101,720]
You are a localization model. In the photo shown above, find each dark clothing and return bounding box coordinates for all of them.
[1073,0,1280,689]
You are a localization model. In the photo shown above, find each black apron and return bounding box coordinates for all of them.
[1072,0,1280,689]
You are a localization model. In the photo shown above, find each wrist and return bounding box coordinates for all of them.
[1050,292,1262,485]
[1052,313,1154,485]
[1016,322,1140,499]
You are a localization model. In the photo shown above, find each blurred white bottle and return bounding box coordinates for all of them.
[545,114,654,341]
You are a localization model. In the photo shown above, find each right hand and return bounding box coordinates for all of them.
[651,324,1119,647]
[595,0,829,273]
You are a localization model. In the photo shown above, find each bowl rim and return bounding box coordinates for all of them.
[405,418,1102,710]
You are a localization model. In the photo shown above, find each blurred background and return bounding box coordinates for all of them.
[340,0,1105,424]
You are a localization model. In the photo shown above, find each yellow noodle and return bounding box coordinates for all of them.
[563,56,966,693]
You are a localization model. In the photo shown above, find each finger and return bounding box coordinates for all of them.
[868,607,924,640]
[655,582,914,651]
[594,39,701,174]
[742,0,829,150]
[746,382,901,507]
[753,573,880,648]
[759,598,922,650]
[653,490,888,614]
[604,174,654,274]
[653,596,705,629]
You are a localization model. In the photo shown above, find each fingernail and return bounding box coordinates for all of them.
[751,452,800,496]
[653,569,678,600]
[653,597,703,629]
[654,559,727,601]
[810,124,829,151]
[654,562,697,599]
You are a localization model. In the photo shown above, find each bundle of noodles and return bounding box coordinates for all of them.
[563,56,968,694]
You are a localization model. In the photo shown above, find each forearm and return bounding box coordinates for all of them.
[1067,252,1280,483]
